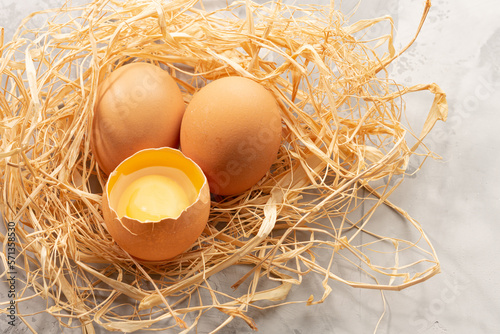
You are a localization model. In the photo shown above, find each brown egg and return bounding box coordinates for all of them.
[91,62,185,175]
[180,76,282,196]
[102,147,210,261]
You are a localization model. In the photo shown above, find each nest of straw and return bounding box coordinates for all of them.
[0,0,447,332]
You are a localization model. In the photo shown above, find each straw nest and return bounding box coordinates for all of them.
[0,0,447,332]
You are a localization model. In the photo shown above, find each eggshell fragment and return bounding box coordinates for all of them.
[180,76,282,196]
[102,147,210,261]
[91,62,185,175]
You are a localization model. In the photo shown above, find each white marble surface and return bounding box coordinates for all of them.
[1,0,499,333]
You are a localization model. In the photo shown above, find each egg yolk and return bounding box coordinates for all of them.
[117,174,192,221]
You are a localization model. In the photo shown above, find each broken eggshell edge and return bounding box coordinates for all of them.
[102,147,211,262]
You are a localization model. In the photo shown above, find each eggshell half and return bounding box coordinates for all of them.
[102,147,210,261]
[91,62,185,175]
[180,76,282,196]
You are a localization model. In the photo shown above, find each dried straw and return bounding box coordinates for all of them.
[0,0,447,332]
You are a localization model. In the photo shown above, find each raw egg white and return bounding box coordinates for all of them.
[180,76,282,196]
[91,62,185,175]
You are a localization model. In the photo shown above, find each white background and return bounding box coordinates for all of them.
[1,0,499,333]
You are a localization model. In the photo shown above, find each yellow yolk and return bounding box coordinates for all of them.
[113,167,198,221]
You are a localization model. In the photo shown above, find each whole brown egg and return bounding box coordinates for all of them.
[91,62,185,175]
[180,76,282,196]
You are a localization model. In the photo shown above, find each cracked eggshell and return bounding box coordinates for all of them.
[102,147,210,262]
